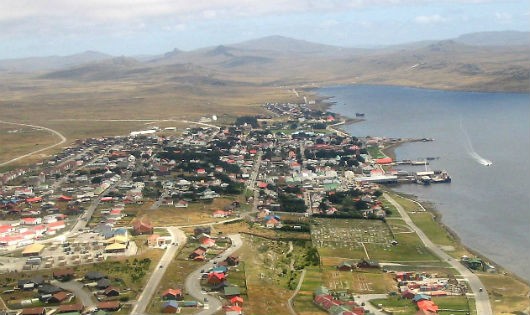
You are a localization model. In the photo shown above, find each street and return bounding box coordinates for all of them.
[130,227,187,315]
[54,280,97,310]
[184,234,243,315]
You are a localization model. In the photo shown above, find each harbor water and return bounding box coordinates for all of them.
[319,85,530,283]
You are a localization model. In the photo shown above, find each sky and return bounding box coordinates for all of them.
[1,0,529,59]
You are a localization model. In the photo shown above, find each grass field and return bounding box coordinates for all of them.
[122,197,242,227]
[212,220,312,241]
[0,124,59,170]
[366,145,386,159]
[386,191,467,258]
[479,273,530,315]
[371,296,471,315]
[312,218,440,263]
[239,234,305,315]
[322,268,395,293]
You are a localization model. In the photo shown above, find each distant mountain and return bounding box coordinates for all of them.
[454,31,530,46]
[205,45,235,57]
[0,51,112,72]
[230,35,359,55]
[11,31,530,92]
[41,57,141,80]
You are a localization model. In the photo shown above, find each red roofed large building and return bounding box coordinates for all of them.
[417,300,439,313]
[132,216,153,235]
[375,157,393,165]
[21,217,42,225]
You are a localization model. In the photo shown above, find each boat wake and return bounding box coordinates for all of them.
[460,117,493,167]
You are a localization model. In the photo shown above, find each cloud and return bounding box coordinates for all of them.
[494,12,512,23]
[320,19,339,28]
[414,14,447,24]
[0,0,500,23]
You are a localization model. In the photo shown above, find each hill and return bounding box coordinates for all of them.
[454,31,530,46]
[0,51,112,73]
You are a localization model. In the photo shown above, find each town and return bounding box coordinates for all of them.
[1,102,492,315]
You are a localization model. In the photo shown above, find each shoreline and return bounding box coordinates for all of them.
[301,82,530,96]
[308,87,530,288]
[389,190,530,288]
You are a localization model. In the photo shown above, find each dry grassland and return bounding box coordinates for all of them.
[479,273,530,315]
[238,235,294,315]
[122,197,240,227]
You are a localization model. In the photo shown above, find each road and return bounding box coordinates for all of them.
[181,120,221,131]
[54,280,97,309]
[246,150,263,215]
[383,193,492,315]
[184,234,243,315]
[150,191,169,210]
[130,227,187,315]
[69,182,117,234]
[0,120,67,167]
[355,294,389,315]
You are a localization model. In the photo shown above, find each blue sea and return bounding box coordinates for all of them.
[319,85,530,283]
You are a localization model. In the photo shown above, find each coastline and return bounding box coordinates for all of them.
[301,81,530,96]
[308,87,530,291]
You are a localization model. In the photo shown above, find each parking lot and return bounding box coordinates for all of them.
[20,231,138,271]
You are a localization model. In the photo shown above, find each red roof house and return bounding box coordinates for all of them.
[162,288,183,301]
[230,296,244,305]
[207,272,226,285]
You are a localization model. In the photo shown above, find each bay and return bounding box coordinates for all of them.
[319,85,530,283]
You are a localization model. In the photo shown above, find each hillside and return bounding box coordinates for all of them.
[36,33,530,92]
[454,31,530,46]
[0,31,528,169]
[0,51,112,73]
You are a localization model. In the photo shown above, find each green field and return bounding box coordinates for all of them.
[371,296,470,315]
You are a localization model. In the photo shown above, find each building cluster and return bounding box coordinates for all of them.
[313,286,368,315]
[11,268,126,315]
[395,271,467,298]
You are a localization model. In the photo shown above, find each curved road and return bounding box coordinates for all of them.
[131,227,187,315]
[54,280,97,309]
[0,120,67,167]
[383,193,492,315]
[184,234,243,315]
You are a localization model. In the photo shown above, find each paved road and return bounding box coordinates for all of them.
[150,191,169,210]
[69,182,117,234]
[184,234,243,315]
[54,280,97,309]
[355,294,389,315]
[130,227,187,315]
[0,120,67,167]
[181,120,221,131]
[383,193,492,315]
